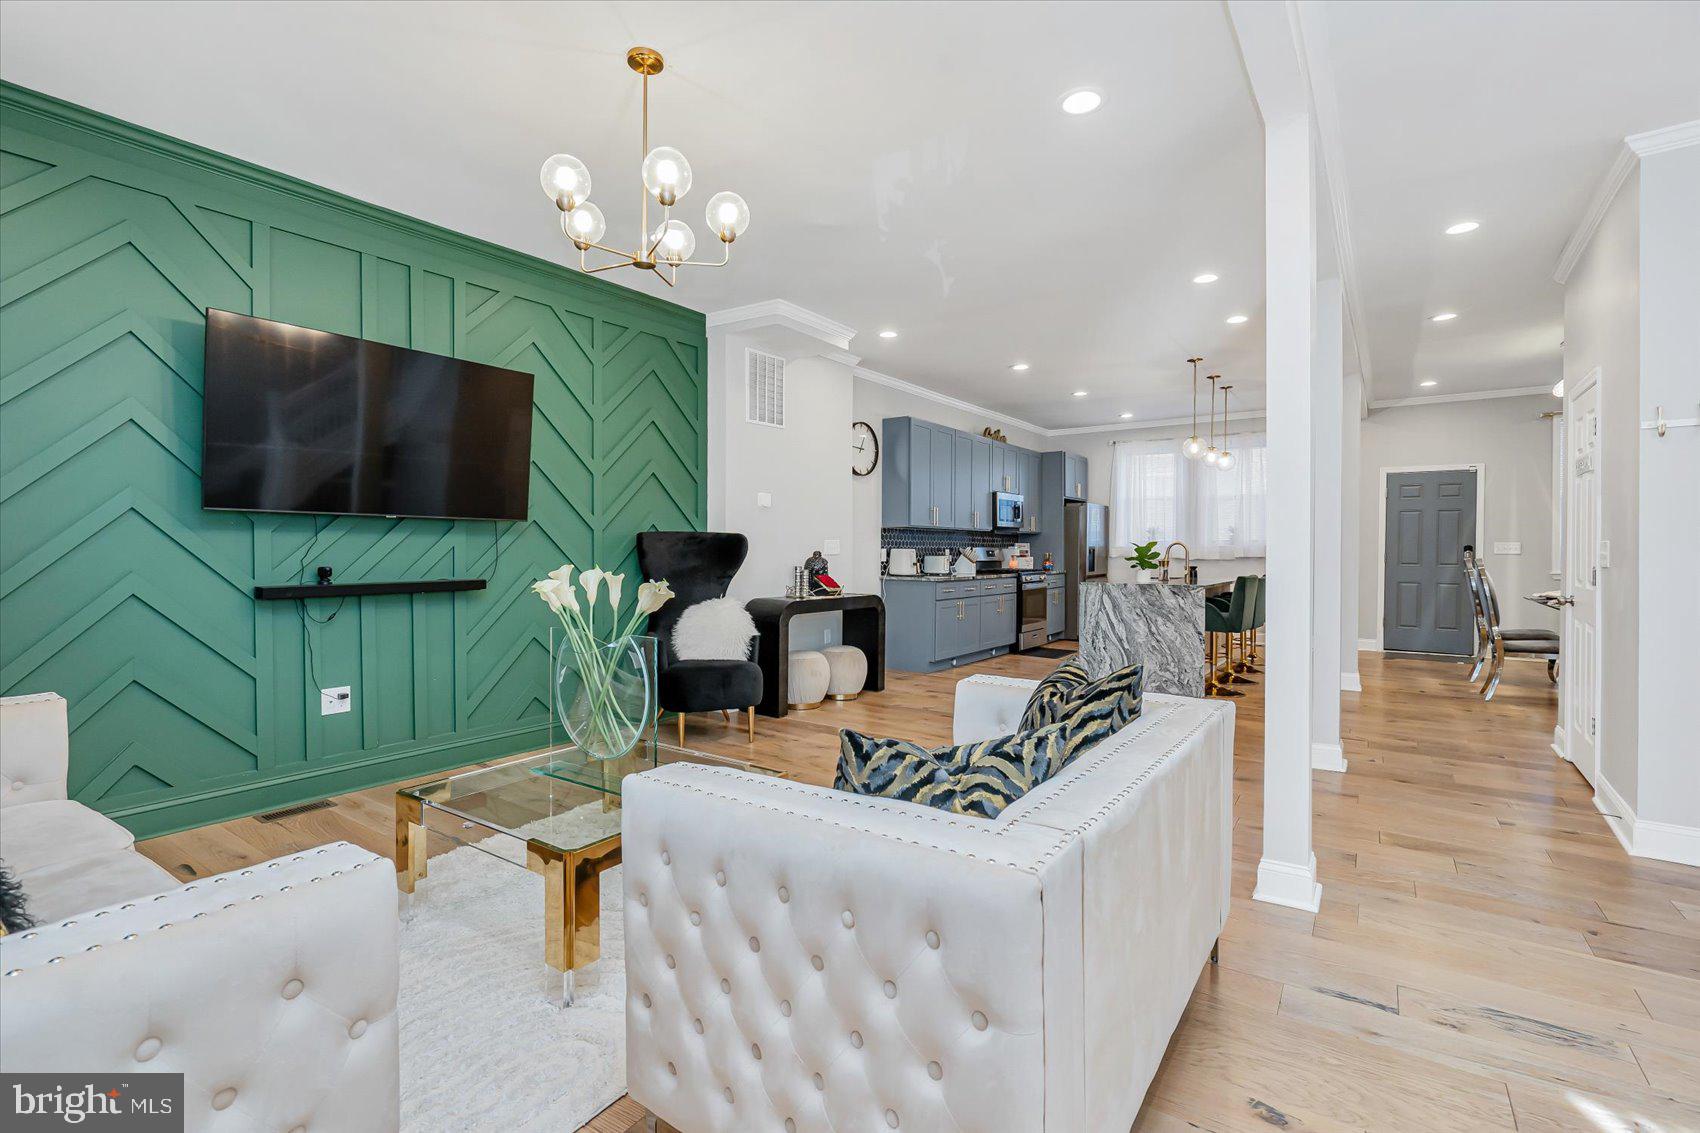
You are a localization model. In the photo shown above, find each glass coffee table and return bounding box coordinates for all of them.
[395,736,784,1005]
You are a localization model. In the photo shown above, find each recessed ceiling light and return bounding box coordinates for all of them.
[1419,380,1438,388]
[1444,221,1480,235]
[878,329,898,339]
[1072,390,1088,398]
[1430,312,1458,322]
[1119,412,1134,419]
[1010,362,1030,372]
[1060,89,1103,115]
[1225,314,1248,325]
[1192,273,1219,284]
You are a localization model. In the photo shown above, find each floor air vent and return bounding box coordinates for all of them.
[255,798,337,823]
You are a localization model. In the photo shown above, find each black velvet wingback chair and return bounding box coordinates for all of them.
[636,531,763,744]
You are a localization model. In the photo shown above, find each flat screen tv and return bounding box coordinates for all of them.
[201,309,534,521]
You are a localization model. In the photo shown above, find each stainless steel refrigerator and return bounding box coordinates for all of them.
[1063,500,1109,638]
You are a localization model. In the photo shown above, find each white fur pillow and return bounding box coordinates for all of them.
[671,597,758,661]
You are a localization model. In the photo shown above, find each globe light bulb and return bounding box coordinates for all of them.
[561,202,606,249]
[641,146,693,206]
[650,219,696,264]
[1204,447,1221,466]
[705,191,751,242]
[1218,450,1237,471]
[539,154,591,210]
[1183,435,1203,458]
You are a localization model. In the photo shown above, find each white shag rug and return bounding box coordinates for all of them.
[398,804,627,1132]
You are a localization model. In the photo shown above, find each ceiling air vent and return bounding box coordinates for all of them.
[746,348,785,428]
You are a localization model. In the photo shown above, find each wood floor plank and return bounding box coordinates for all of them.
[135,647,1700,1133]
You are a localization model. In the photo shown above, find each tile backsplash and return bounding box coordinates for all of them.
[881,527,1022,557]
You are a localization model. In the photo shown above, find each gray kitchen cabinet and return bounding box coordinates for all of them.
[952,430,976,532]
[931,425,957,527]
[1046,578,1067,638]
[883,577,1020,672]
[969,433,994,530]
[1063,453,1089,501]
[1018,449,1042,533]
[881,417,958,528]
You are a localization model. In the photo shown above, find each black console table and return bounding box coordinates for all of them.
[745,593,886,718]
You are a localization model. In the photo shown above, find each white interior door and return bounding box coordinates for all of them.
[1563,374,1601,787]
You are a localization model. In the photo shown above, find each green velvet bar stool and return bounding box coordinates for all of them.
[1205,575,1260,697]
[1240,574,1267,674]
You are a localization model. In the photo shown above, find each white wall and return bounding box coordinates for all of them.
[1356,395,1559,644]
[1562,170,1641,810]
[707,332,856,649]
[1632,145,1700,838]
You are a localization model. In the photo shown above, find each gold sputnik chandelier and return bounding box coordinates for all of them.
[539,47,750,287]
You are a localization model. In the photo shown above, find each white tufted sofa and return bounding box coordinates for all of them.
[0,692,400,1132]
[622,674,1235,1133]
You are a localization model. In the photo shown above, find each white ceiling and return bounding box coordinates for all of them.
[0,0,1267,429]
[1315,0,1700,405]
[3,2,1696,425]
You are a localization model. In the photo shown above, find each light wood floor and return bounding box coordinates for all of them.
[139,649,1700,1133]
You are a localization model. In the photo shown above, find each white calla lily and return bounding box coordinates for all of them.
[579,567,607,607]
[604,572,625,613]
[635,579,674,616]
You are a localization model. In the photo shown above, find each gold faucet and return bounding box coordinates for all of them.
[1160,541,1191,583]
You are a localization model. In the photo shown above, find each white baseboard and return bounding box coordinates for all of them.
[1551,725,1567,763]
[1340,671,1362,692]
[1311,742,1347,773]
[1253,853,1322,912]
[1593,775,1700,868]
[1356,638,1381,653]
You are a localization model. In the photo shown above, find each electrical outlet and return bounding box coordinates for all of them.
[756,491,772,508]
[1493,541,1521,555]
[320,686,352,716]
[823,539,841,555]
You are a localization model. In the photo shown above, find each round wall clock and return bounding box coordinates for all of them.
[851,420,879,476]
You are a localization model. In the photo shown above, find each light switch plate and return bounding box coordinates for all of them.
[320,686,352,716]
[823,539,841,555]
[1493,541,1521,555]
[756,491,772,508]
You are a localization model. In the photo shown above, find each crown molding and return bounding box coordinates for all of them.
[1553,144,1638,285]
[1294,0,1374,393]
[1051,409,1267,437]
[850,366,1049,436]
[705,299,858,352]
[1369,385,1553,411]
[1626,119,1700,157]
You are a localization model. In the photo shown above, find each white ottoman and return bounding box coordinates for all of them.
[823,644,868,701]
[788,650,830,710]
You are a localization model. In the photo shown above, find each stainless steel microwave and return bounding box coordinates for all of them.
[993,491,1025,530]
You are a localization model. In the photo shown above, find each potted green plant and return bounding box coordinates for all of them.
[1125,541,1162,583]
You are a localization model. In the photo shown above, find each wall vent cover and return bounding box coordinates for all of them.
[745,349,785,428]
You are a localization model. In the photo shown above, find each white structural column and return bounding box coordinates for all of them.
[1340,376,1363,692]
[1231,0,1322,912]
[1310,277,1346,772]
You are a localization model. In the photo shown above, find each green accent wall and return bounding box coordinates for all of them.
[0,84,707,838]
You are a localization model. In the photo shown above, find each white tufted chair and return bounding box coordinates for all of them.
[0,693,400,1132]
[622,674,1235,1133]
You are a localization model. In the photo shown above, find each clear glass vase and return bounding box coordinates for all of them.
[554,634,657,761]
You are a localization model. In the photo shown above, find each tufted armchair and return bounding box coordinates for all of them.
[0,692,399,1132]
[622,674,1235,1133]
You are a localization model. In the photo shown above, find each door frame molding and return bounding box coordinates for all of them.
[1374,463,1486,652]
[1563,366,1603,791]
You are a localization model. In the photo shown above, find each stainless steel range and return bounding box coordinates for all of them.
[1017,571,1050,651]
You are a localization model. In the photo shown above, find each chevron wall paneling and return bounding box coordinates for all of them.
[0,85,708,837]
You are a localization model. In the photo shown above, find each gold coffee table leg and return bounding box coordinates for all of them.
[530,835,622,1006]
[395,794,427,893]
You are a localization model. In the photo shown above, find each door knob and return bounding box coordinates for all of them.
[1554,595,1576,606]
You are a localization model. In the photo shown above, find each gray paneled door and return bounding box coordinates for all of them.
[1383,469,1477,654]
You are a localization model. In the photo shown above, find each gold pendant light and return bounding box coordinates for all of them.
[1182,357,1205,459]
[540,47,750,287]
[1217,384,1237,471]
[1203,374,1222,465]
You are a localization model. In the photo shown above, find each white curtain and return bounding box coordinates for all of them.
[1110,434,1268,559]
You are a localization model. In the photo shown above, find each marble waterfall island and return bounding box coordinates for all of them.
[1078,581,1207,697]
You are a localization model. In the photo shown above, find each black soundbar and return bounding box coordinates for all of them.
[253,579,488,600]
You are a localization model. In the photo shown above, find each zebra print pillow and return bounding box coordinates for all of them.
[1018,657,1090,731]
[835,663,1142,819]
